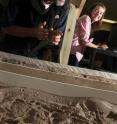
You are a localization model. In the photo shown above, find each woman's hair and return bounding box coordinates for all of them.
[88,2,106,23]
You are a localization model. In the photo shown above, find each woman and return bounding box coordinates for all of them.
[68,2,108,66]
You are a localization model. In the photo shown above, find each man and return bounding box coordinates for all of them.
[0,0,61,57]
[34,0,70,62]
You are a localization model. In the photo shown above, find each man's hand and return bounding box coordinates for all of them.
[49,29,63,45]
[35,22,49,40]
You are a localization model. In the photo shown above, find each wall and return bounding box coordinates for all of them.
[0,0,9,7]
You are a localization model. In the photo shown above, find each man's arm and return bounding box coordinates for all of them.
[1,25,49,40]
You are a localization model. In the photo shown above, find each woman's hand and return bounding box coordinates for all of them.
[98,43,108,49]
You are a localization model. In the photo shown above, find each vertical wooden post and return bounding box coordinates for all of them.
[60,0,86,65]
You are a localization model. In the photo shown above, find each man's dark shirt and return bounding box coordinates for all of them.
[0,0,49,56]
[45,2,69,32]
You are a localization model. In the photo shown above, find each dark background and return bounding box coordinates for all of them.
[0,0,117,21]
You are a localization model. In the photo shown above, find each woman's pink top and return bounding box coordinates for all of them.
[70,15,93,61]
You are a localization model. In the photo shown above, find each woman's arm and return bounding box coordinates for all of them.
[86,42,108,49]
[78,15,93,46]
[86,42,98,48]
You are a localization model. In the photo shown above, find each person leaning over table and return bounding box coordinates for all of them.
[0,0,61,57]
[68,2,108,67]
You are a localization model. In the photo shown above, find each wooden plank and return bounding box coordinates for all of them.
[0,70,117,104]
[60,0,86,65]
[71,0,85,8]
[0,59,117,93]
[0,51,117,94]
